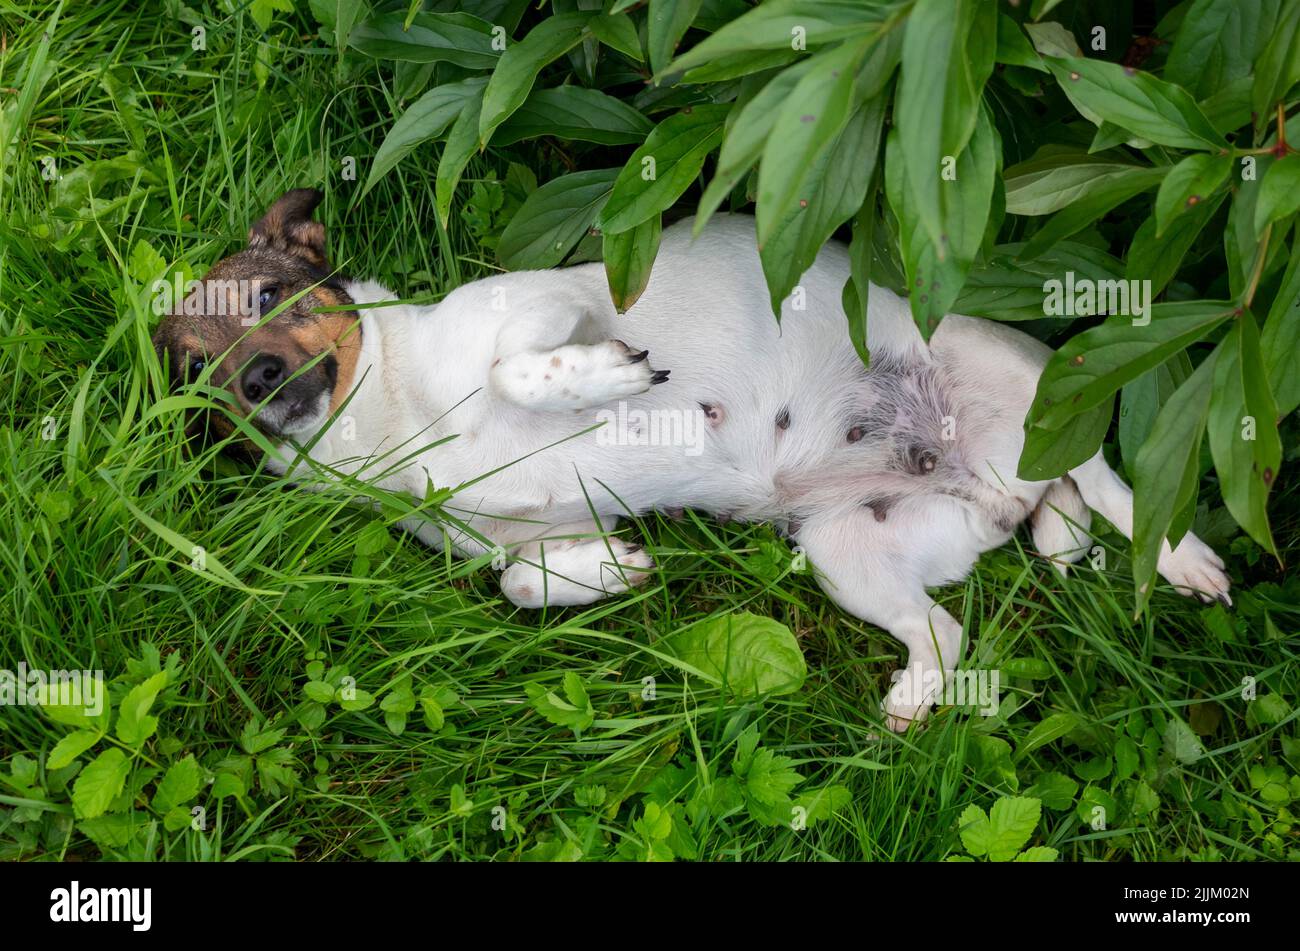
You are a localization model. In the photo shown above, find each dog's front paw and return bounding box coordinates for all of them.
[881,668,936,733]
[500,538,654,608]
[491,340,668,411]
[1156,532,1231,606]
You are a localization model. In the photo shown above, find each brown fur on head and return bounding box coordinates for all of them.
[152,189,361,443]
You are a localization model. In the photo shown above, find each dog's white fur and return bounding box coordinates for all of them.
[266,215,1230,730]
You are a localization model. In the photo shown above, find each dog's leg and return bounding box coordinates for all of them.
[490,309,667,411]
[498,519,654,608]
[1069,453,1231,604]
[796,510,967,731]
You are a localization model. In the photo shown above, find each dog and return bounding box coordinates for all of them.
[153,189,1231,730]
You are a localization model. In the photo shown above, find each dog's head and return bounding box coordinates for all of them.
[152,189,361,442]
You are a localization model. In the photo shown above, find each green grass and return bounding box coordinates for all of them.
[1,1,1298,862]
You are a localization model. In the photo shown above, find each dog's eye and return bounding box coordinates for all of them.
[189,357,207,378]
[258,285,279,309]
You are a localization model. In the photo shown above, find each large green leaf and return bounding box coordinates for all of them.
[1125,192,1226,297]
[72,748,130,820]
[604,213,662,312]
[841,179,877,365]
[660,611,807,698]
[1133,354,1215,611]
[479,13,591,147]
[1027,301,1235,430]
[1003,147,1146,216]
[1208,311,1281,552]
[597,104,728,235]
[1251,0,1300,130]
[1019,166,1166,259]
[955,242,1124,322]
[887,103,1000,338]
[648,0,704,75]
[896,0,997,250]
[1165,0,1282,100]
[497,167,620,269]
[1017,395,1113,481]
[1253,156,1300,237]
[349,11,500,68]
[1044,57,1226,151]
[661,0,889,77]
[493,86,653,146]
[361,77,487,199]
[1261,231,1300,417]
[434,86,486,228]
[1118,352,1192,475]
[1153,152,1232,237]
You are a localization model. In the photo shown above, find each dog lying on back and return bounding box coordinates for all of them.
[153,190,1231,730]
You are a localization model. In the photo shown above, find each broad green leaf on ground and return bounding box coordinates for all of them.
[1026,301,1235,430]
[1044,57,1226,150]
[48,729,102,770]
[604,213,661,312]
[598,104,728,234]
[896,0,997,250]
[116,671,168,745]
[349,11,499,68]
[492,86,653,146]
[72,748,130,820]
[479,14,590,147]
[152,755,202,813]
[497,167,619,269]
[959,796,1042,861]
[1208,311,1280,552]
[1154,153,1232,237]
[660,611,807,698]
[1003,147,1145,216]
[1133,354,1216,611]
[524,671,595,734]
[361,78,487,199]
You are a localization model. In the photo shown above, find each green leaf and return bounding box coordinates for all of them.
[493,86,653,146]
[1208,312,1281,552]
[524,671,595,734]
[1016,712,1081,759]
[1119,354,1192,475]
[1163,716,1207,764]
[1166,0,1283,101]
[361,78,486,200]
[841,182,876,365]
[1044,57,1226,150]
[648,0,704,75]
[985,796,1042,861]
[305,680,336,703]
[589,12,642,61]
[1154,153,1232,237]
[479,14,591,147]
[497,167,619,269]
[1126,192,1227,297]
[957,803,992,856]
[349,11,500,68]
[47,729,101,770]
[72,748,130,820]
[419,687,446,732]
[1024,771,1078,811]
[742,748,801,806]
[36,674,110,732]
[896,0,997,250]
[116,671,167,746]
[603,213,662,312]
[1254,156,1300,237]
[598,104,728,235]
[1003,148,1146,216]
[996,13,1046,72]
[1017,394,1113,481]
[1261,232,1300,417]
[761,92,887,316]
[152,754,201,813]
[434,86,486,229]
[955,242,1124,321]
[1014,846,1059,862]
[695,56,819,235]
[661,611,807,698]
[662,0,889,77]
[1133,354,1215,610]
[1251,1,1300,130]
[1019,166,1166,259]
[887,103,1000,338]
[1026,301,1235,431]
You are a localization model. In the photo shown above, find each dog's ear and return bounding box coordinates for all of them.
[248,189,328,268]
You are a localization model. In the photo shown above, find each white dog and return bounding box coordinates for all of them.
[154,190,1231,730]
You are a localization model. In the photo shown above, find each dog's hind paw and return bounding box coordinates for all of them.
[491,340,667,411]
[1155,532,1231,606]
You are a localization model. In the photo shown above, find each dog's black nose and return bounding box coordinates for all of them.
[242,355,286,403]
